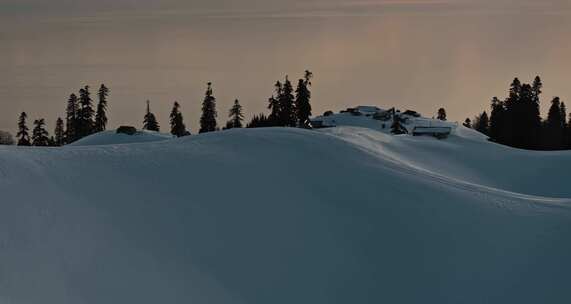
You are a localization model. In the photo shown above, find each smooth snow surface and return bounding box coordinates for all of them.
[1,122,570,304]
[69,130,173,146]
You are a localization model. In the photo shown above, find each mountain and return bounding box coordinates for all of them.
[1,117,570,303]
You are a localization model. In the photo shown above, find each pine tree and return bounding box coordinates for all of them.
[199,82,218,133]
[94,84,110,132]
[246,114,272,128]
[227,99,244,129]
[474,111,490,135]
[54,117,65,146]
[143,100,160,131]
[32,118,50,147]
[295,70,313,128]
[77,86,95,139]
[16,112,31,146]
[463,118,472,128]
[437,108,447,121]
[279,76,296,127]
[170,101,188,137]
[544,97,565,150]
[489,97,506,143]
[268,81,282,125]
[65,93,79,143]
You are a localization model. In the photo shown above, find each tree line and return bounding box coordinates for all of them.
[12,70,314,146]
[465,76,571,150]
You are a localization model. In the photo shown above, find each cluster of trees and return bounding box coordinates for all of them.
[10,70,314,146]
[246,70,313,129]
[145,81,247,137]
[15,84,110,146]
[466,76,571,150]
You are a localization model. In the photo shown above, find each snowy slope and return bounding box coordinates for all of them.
[69,130,173,146]
[1,125,571,304]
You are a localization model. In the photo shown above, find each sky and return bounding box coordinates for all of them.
[1,0,571,134]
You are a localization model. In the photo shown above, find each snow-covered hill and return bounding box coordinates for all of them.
[1,121,570,303]
[69,129,173,146]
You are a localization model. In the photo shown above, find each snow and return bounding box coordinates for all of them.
[1,117,571,303]
[69,129,173,146]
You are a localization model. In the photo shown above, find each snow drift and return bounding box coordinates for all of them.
[1,122,570,303]
[69,129,172,146]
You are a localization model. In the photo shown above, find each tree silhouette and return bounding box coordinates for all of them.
[463,118,472,128]
[295,70,313,128]
[32,118,50,146]
[143,100,160,132]
[17,112,31,146]
[199,82,218,133]
[54,117,65,146]
[227,99,244,129]
[65,93,79,143]
[94,84,110,132]
[170,101,188,137]
[437,108,447,121]
[77,86,95,139]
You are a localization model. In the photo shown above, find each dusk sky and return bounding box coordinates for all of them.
[1,0,571,133]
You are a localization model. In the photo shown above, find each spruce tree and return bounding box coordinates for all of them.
[474,111,490,135]
[295,70,313,128]
[463,118,472,128]
[77,86,95,139]
[94,84,110,132]
[65,93,79,143]
[268,81,282,125]
[279,76,296,127]
[54,117,65,146]
[16,112,31,146]
[489,97,506,143]
[544,97,565,150]
[199,82,218,133]
[170,101,188,137]
[227,99,244,129]
[143,100,160,132]
[32,119,50,147]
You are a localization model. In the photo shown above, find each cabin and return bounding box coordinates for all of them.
[412,126,452,139]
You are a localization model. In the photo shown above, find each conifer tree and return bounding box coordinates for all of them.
[489,97,506,143]
[279,76,296,127]
[544,97,565,150]
[32,118,50,147]
[143,100,160,132]
[437,108,447,121]
[16,112,31,146]
[65,93,79,143]
[463,118,472,128]
[77,86,95,139]
[54,117,65,146]
[199,82,218,133]
[170,101,188,137]
[94,84,110,132]
[246,114,272,128]
[474,111,490,135]
[268,81,282,125]
[227,99,244,129]
[295,70,313,128]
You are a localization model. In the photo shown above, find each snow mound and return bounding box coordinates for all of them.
[69,129,173,146]
[312,107,457,135]
[1,127,571,304]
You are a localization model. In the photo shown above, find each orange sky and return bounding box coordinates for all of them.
[1,0,570,133]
